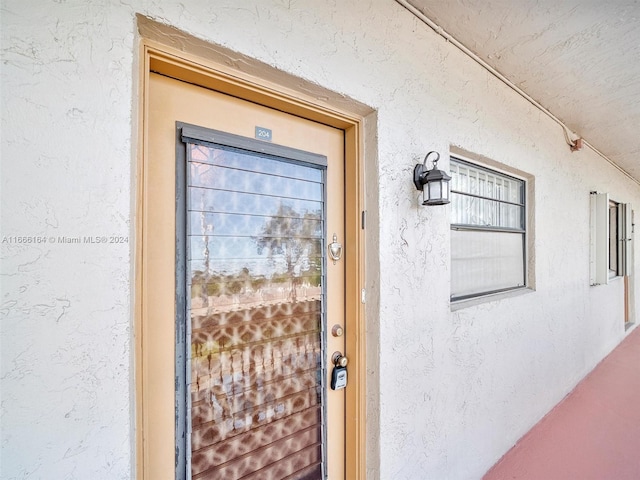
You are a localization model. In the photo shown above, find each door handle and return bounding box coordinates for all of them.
[332,351,348,367]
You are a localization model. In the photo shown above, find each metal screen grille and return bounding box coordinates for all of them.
[184,136,327,480]
[450,160,524,230]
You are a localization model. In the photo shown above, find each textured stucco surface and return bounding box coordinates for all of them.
[406,0,640,182]
[1,1,639,479]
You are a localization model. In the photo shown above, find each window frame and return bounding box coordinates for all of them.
[450,156,528,301]
[591,192,632,285]
[609,199,620,278]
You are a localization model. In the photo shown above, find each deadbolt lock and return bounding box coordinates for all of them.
[331,324,344,337]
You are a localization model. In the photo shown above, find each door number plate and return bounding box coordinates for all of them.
[255,126,273,142]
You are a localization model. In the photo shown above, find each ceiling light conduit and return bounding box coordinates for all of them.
[395,0,638,185]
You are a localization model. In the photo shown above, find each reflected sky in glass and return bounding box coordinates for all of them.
[187,143,325,283]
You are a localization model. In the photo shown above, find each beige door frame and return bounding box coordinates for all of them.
[135,41,366,479]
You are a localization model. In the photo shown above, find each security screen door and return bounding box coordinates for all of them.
[146,73,346,480]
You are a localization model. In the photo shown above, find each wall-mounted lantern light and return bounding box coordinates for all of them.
[413,151,452,205]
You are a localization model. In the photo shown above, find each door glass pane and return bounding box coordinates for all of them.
[187,143,325,480]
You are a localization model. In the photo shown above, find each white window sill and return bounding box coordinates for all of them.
[450,287,534,311]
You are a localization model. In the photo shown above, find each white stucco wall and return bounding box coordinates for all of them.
[2,1,638,479]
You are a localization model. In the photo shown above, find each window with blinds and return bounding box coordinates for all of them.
[450,157,527,300]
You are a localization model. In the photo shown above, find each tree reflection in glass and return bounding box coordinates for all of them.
[186,142,325,479]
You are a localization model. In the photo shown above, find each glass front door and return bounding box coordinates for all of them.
[144,72,347,480]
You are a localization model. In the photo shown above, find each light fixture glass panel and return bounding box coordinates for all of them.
[442,182,449,200]
[428,181,442,201]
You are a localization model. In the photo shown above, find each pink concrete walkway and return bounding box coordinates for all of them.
[484,326,640,480]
